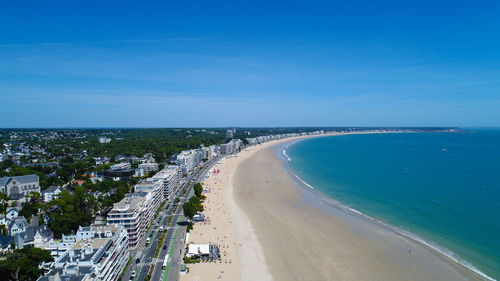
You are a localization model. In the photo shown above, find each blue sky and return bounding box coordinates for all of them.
[1,0,499,127]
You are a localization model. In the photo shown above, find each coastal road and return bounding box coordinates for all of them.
[123,170,195,281]
[124,156,220,281]
[151,157,221,281]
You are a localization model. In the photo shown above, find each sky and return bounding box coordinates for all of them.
[1,0,500,128]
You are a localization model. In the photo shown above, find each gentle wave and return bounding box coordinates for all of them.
[282,148,292,162]
[287,166,495,281]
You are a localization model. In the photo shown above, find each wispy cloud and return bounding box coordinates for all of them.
[0,38,205,48]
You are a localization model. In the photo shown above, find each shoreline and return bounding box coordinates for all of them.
[279,138,494,281]
[179,134,336,281]
[233,133,489,281]
[180,132,492,281]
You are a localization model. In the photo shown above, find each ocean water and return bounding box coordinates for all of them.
[286,131,500,280]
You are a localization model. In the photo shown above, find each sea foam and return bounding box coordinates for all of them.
[286,154,496,281]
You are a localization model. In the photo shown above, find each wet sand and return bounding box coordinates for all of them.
[233,139,486,281]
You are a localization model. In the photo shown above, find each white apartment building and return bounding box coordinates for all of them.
[138,162,159,173]
[42,186,62,203]
[38,225,129,281]
[110,162,131,170]
[230,139,243,151]
[220,140,242,155]
[208,145,219,158]
[151,165,181,199]
[219,143,230,155]
[176,150,199,175]
[98,137,112,144]
[35,232,77,259]
[107,181,162,248]
[196,148,206,162]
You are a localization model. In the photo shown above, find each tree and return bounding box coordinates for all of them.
[0,193,10,214]
[45,186,97,238]
[130,177,139,185]
[19,192,42,220]
[19,202,38,220]
[187,196,203,212]
[0,247,53,281]
[183,201,196,219]
[193,183,203,198]
[183,195,204,220]
[0,224,7,236]
[0,159,14,170]
[27,191,41,203]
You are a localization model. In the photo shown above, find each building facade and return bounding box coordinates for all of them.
[137,162,159,174]
[151,165,181,199]
[106,182,162,248]
[0,174,40,199]
[38,225,129,281]
[42,186,62,203]
[176,150,199,175]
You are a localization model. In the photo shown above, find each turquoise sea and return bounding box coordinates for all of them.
[286,130,500,280]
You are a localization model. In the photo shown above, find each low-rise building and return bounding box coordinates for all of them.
[42,186,63,203]
[8,216,28,236]
[110,162,131,170]
[5,206,20,220]
[14,224,53,249]
[186,243,220,260]
[103,163,134,181]
[0,235,14,254]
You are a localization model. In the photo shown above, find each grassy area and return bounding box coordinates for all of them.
[183,256,200,264]
[154,230,167,258]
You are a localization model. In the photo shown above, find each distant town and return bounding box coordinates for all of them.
[0,127,456,281]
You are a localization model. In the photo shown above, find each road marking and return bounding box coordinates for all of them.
[133,209,168,281]
[163,227,179,281]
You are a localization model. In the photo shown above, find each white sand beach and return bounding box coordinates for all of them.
[181,134,486,281]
